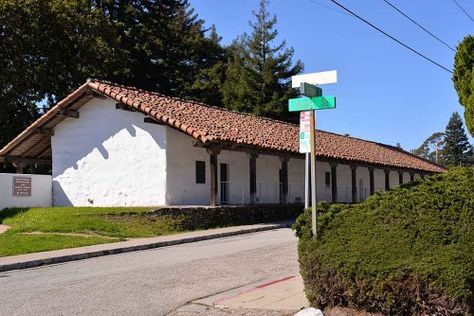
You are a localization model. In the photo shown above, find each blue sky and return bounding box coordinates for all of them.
[190,0,473,150]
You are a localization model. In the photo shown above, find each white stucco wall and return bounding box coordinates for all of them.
[373,168,386,192]
[165,128,307,205]
[288,158,305,203]
[52,98,167,206]
[389,170,399,188]
[315,161,331,202]
[403,172,411,184]
[356,167,370,202]
[165,128,210,205]
[48,96,429,207]
[336,164,352,203]
[0,173,52,210]
[256,155,280,203]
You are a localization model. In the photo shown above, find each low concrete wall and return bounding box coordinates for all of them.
[0,173,52,210]
[108,204,304,230]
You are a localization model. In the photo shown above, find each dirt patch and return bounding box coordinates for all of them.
[0,225,10,234]
[324,307,382,316]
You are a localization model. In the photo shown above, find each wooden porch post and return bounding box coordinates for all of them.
[206,146,221,207]
[384,170,390,191]
[398,171,404,185]
[350,165,357,203]
[13,162,25,174]
[248,152,258,205]
[280,156,289,204]
[330,162,338,203]
[369,167,375,195]
[410,172,415,182]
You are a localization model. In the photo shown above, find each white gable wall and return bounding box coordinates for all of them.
[52,98,167,206]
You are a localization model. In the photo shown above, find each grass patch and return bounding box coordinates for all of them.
[0,204,302,257]
[0,232,115,257]
[0,207,185,257]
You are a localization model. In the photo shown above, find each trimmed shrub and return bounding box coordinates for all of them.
[294,168,474,315]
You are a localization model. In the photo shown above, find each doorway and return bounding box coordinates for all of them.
[220,163,229,204]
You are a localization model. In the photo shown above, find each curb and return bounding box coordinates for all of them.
[0,223,292,273]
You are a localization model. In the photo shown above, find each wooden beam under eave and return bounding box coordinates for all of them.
[4,156,51,165]
[57,109,79,119]
[89,90,107,99]
[115,103,135,112]
[36,128,54,136]
[144,116,164,125]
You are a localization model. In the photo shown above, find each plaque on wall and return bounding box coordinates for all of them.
[12,176,32,197]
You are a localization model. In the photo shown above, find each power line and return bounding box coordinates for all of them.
[307,0,352,17]
[451,0,474,23]
[382,0,455,52]
[320,0,453,74]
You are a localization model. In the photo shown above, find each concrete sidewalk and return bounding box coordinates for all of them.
[0,221,292,272]
[214,275,308,311]
[172,274,309,315]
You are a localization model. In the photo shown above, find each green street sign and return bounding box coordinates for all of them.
[313,96,336,110]
[300,82,322,98]
[289,97,316,112]
[289,96,336,111]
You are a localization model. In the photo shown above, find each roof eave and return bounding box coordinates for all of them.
[0,82,92,158]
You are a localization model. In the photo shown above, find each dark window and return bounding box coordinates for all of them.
[195,161,206,184]
[325,171,331,187]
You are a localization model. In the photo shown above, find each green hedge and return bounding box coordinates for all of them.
[293,167,474,315]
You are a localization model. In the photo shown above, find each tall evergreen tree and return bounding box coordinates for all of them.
[0,0,226,149]
[221,0,303,122]
[453,35,474,136]
[443,112,473,166]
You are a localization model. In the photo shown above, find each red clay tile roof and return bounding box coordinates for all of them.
[0,80,446,173]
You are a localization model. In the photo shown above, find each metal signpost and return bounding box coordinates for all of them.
[289,71,337,237]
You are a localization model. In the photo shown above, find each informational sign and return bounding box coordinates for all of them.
[299,111,311,153]
[300,82,322,98]
[313,96,336,110]
[291,70,337,88]
[12,176,32,197]
[289,96,336,112]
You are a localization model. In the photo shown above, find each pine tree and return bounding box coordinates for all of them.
[443,112,472,166]
[221,0,303,122]
[453,35,474,136]
[189,25,227,106]
[0,0,227,149]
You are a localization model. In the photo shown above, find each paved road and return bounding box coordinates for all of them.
[0,228,298,316]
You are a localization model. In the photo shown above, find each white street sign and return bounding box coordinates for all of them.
[291,70,337,88]
[299,111,311,153]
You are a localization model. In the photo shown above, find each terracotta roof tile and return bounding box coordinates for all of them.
[0,79,446,173]
[88,80,445,173]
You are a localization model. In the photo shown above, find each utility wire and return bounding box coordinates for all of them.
[382,0,455,52]
[307,0,352,17]
[321,0,453,74]
[451,0,474,23]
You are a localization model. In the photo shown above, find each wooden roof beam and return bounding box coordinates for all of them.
[36,128,54,136]
[57,109,79,119]
[144,116,164,125]
[2,156,51,165]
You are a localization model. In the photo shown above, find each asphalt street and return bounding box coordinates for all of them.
[0,228,298,316]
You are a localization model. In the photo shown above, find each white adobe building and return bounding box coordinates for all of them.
[0,80,446,207]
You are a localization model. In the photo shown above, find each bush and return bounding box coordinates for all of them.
[294,168,474,315]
